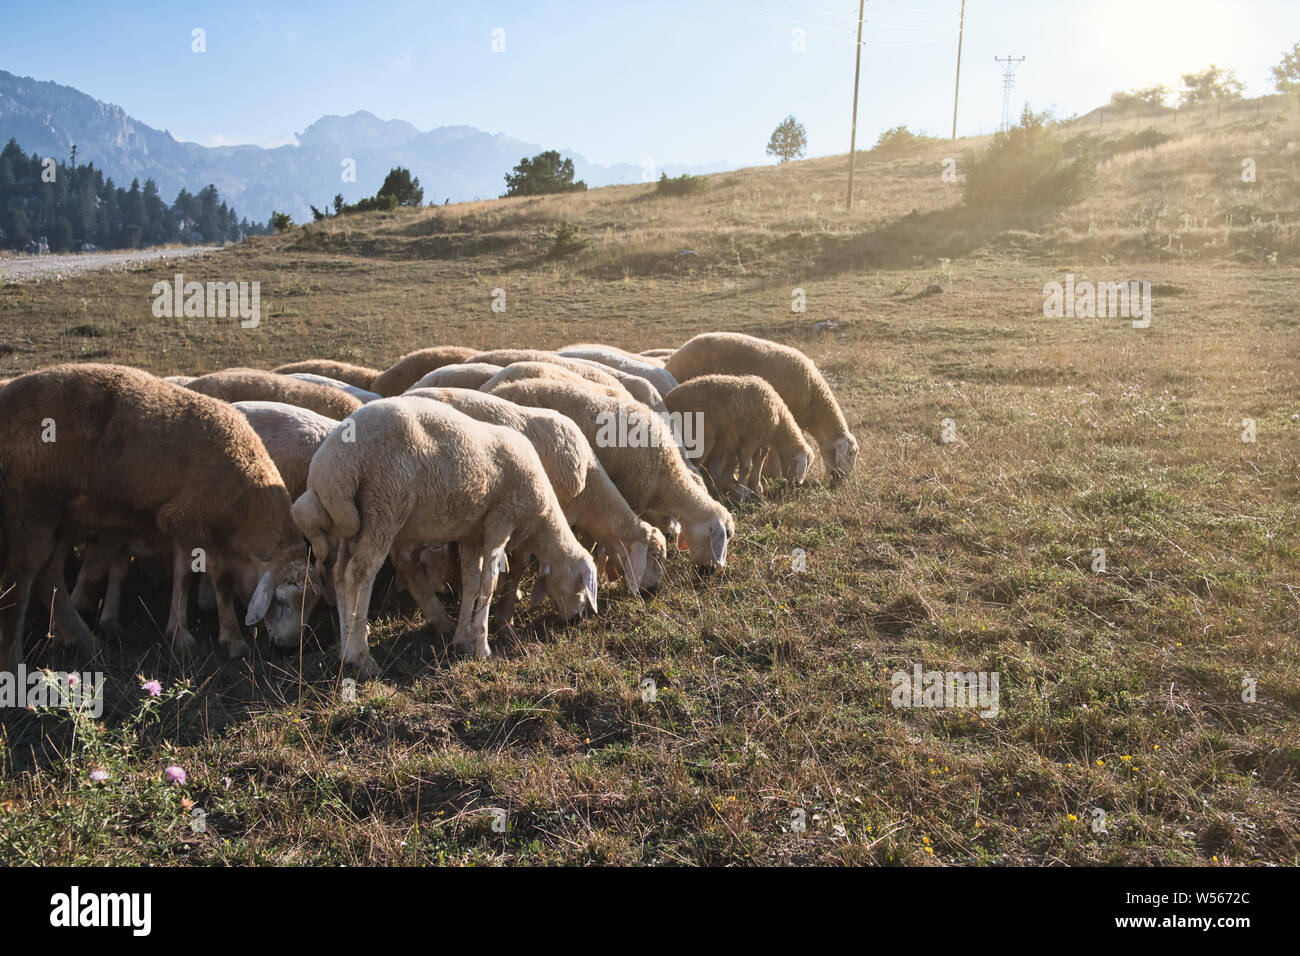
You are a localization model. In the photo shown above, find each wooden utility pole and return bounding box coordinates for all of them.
[845,0,866,211]
[951,0,966,140]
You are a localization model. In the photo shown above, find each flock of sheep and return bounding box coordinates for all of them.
[0,332,859,674]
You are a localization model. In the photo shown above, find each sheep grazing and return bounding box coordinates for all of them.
[469,349,668,412]
[272,359,381,391]
[479,361,630,402]
[75,397,340,647]
[291,397,598,668]
[284,372,381,403]
[408,363,505,392]
[665,332,859,477]
[640,348,676,359]
[0,364,307,667]
[664,374,813,499]
[485,378,732,569]
[163,374,195,386]
[186,368,362,421]
[409,387,667,596]
[229,400,340,646]
[371,346,479,396]
[557,344,679,397]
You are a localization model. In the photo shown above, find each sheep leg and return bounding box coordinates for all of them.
[96,550,130,636]
[70,538,121,615]
[745,449,770,498]
[705,449,731,489]
[337,536,386,674]
[391,549,455,636]
[716,450,741,496]
[733,450,758,501]
[41,544,97,654]
[452,529,504,660]
[0,523,57,670]
[207,555,249,658]
[165,543,198,659]
[491,556,527,639]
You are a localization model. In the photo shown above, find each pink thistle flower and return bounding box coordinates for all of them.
[165,766,186,785]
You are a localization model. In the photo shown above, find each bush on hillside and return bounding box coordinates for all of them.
[546,219,592,258]
[656,172,709,196]
[871,125,938,156]
[964,107,1094,210]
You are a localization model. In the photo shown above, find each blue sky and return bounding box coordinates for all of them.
[2,1,1297,167]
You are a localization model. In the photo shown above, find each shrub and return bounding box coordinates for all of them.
[963,107,1094,210]
[546,219,592,259]
[656,172,709,196]
[270,211,293,232]
[871,125,937,156]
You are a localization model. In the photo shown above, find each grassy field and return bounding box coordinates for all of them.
[1,99,1298,865]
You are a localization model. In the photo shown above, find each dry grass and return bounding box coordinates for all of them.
[0,102,1298,865]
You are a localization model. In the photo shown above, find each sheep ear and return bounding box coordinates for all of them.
[245,571,275,625]
[529,576,548,609]
[581,563,599,613]
[710,522,728,567]
[623,542,648,590]
[793,453,810,485]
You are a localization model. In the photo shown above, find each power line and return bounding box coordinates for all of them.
[846,0,866,210]
[994,54,1026,131]
[951,0,965,140]
[698,0,862,44]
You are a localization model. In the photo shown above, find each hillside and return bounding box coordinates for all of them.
[0,98,1298,866]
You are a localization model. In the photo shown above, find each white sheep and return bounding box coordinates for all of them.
[408,387,667,601]
[663,374,813,499]
[665,332,859,477]
[284,372,381,403]
[469,349,668,412]
[557,343,678,397]
[407,363,507,391]
[290,397,599,669]
[484,378,732,568]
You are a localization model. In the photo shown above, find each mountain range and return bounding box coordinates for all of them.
[0,69,729,223]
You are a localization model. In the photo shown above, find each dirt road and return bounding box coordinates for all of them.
[0,246,218,283]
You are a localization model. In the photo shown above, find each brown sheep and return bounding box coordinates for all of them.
[0,364,307,667]
[272,360,381,391]
[185,368,361,420]
[371,346,478,396]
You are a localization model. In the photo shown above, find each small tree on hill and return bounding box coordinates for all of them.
[766,115,807,163]
[503,150,587,197]
[1271,42,1300,94]
[377,167,423,207]
[1178,65,1245,106]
